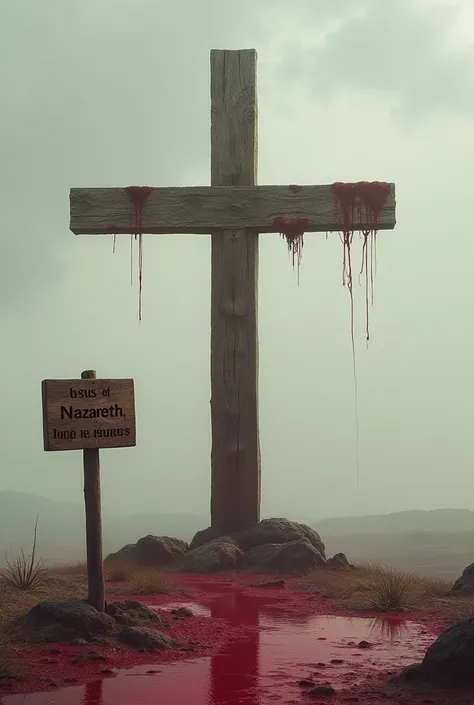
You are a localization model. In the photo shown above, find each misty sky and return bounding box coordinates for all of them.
[1,0,473,522]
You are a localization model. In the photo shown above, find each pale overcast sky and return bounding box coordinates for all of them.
[1,0,473,521]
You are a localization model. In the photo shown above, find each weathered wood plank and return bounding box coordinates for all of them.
[70,183,396,235]
[209,49,261,534]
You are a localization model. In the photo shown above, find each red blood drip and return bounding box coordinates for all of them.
[273,216,309,281]
[331,181,390,342]
[124,186,154,322]
[332,182,390,488]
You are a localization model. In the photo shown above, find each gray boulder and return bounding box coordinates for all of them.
[242,539,326,574]
[119,626,180,651]
[399,618,474,688]
[105,600,168,628]
[238,518,325,557]
[14,600,115,643]
[451,563,474,596]
[178,536,242,573]
[326,553,353,571]
[106,535,188,569]
[105,543,136,563]
[189,526,221,551]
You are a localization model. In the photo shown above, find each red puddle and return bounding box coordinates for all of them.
[0,576,454,704]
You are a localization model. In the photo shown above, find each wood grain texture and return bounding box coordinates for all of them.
[81,370,105,614]
[209,49,261,534]
[70,183,396,235]
[41,378,136,451]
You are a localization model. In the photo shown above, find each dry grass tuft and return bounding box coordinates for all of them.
[127,569,177,595]
[0,569,87,634]
[1,517,47,592]
[298,563,451,613]
[431,595,474,625]
[352,568,424,611]
[104,561,134,582]
[49,561,88,577]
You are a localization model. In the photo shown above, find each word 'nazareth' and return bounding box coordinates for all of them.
[60,404,124,420]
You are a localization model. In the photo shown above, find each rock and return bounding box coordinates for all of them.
[242,540,326,574]
[134,535,189,567]
[307,685,336,696]
[171,607,193,618]
[106,535,188,569]
[71,651,106,665]
[417,618,474,687]
[451,563,474,596]
[13,600,115,643]
[189,526,221,551]
[119,626,181,651]
[326,553,353,571]
[104,543,136,563]
[177,537,242,573]
[358,641,372,649]
[238,518,325,557]
[105,600,168,628]
[397,663,424,682]
[250,579,285,588]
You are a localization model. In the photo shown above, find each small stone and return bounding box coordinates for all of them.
[318,637,327,641]
[71,651,106,665]
[308,685,337,697]
[64,677,79,683]
[251,579,285,588]
[358,640,372,649]
[330,659,344,664]
[171,607,193,618]
[100,668,114,675]
[69,638,88,646]
[119,626,181,651]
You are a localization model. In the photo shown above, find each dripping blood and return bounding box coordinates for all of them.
[124,186,154,322]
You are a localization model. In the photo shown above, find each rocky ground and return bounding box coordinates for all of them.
[1,518,474,703]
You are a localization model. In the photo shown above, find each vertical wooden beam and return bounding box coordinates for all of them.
[81,369,105,612]
[210,49,261,534]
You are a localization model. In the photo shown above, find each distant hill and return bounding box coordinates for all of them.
[313,509,474,536]
[313,509,474,580]
[0,491,208,565]
[1,493,473,579]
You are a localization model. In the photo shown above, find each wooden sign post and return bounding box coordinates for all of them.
[41,371,136,612]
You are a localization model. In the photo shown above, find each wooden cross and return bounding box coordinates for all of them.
[69,49,396,536]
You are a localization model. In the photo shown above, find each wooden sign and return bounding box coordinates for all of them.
[42,377,136,451]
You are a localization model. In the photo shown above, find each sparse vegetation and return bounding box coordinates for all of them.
[298,563,452,613]
[127,569,177,595]
[0,643,21,681]
[104,560,134,582]
[50,561,87,576]
[1,517,46,592]
[353,568,424,611]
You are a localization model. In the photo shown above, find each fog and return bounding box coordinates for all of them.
[1,0,473,523]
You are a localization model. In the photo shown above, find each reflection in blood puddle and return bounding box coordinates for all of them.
[2,578,437,705]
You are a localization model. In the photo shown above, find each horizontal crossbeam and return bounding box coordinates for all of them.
[70,184,396,235]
